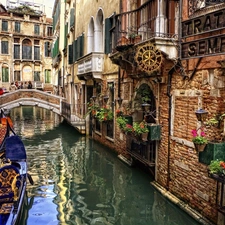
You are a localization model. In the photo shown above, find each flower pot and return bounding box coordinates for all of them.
[141,132,148,142]
[194,143,207,152]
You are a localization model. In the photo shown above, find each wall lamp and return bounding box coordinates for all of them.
[117,97,123,106]
[103,95,109,104]
[195,108,208,122]
[91,96,96,102]
[142,103,150,112]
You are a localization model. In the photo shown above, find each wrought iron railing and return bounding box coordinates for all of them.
[113,0,177,51]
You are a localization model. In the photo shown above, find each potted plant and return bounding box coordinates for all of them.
[208,160,225,182]
[87,102,100,116]
[191,129,208,152]
[116,109,123,117]
[128,33,136,44]
[96,106,113,122]
[133,121,149,141]
[116,116,133,134]
[209,160,225,175]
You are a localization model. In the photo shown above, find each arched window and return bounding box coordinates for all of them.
[95,9,104,52]
[22,39,32,60]
[2,64,9,82]
[87,18,94,53]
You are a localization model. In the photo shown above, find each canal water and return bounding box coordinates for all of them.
[10,107,200,225]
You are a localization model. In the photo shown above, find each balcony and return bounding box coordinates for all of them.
[77,52,104,80]
[112,0,178,59]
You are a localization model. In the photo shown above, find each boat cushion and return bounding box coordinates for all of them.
[0,165,21,203]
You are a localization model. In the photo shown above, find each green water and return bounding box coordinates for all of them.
[10,106,200,225]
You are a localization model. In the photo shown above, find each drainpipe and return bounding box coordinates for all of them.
[166,67,174,190]
[71,0,76,116]
[118,67,121,98]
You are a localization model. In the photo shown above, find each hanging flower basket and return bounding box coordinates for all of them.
[191,129,208,152]
[141,132,148,142]
[194,143,207,152]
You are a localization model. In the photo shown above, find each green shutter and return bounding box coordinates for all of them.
[105,18,112,54]
[64,23,68,48]
[80,33,84,57]
[68,45,73,64]
[73,40,76,62]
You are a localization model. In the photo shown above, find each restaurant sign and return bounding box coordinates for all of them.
[181,8,225,59]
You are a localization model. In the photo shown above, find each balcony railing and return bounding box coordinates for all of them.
[113,0,177,51]
[77,52,104,80]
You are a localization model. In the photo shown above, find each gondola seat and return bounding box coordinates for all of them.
[0,165,21,204]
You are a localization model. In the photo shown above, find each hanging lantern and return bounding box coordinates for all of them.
[195,109,208,122]
[117,97,123,106]
[91,96,96,102]
[141,103,150,112]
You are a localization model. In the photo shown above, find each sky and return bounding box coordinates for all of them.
[0,0,55,17]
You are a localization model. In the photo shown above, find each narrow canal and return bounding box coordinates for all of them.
[10,107,201,225]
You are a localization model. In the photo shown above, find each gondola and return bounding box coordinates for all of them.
[0,110,29,225]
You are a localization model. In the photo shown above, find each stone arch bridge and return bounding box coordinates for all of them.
[0,89,86,133]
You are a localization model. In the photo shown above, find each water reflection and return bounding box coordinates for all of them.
[10,107,200,225]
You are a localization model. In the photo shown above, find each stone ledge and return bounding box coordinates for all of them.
[151,181,214,225]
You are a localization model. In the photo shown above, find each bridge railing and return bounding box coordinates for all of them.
[61,102,87,121]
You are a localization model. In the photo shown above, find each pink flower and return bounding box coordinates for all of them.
[200,131,206,137]
[191,129,197,137]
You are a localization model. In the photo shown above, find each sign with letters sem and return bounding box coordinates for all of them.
[181,8,225,59]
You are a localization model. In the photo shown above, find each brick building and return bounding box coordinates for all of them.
[0,1,53,92]
[53,0,225,224]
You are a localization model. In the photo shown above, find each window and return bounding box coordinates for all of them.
[47,26,53,36]
[14,71,21,81]
[22,39,32,60]
[34,71,40,81]
[14,45,20,59]
[105,17,114,54]
[45,41,51,57]
[34,40,40,60]
[106,121,114,138]
[15,22,20,33]
[2,21,8,31]
[34,46,40,60]
[45,69,51,83]
[34,24,40,35]
[2,64,9,82]
[14,38,20,59]
[1,38,8,54]
[95,119,101,132]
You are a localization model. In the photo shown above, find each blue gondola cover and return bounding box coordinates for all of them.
[5,136,26,160]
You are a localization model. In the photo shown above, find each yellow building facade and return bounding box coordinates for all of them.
[0,2,53,92]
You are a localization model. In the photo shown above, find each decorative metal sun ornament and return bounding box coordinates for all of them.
[135,43,162,74]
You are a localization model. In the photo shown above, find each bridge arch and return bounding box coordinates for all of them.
[0,89,64,115]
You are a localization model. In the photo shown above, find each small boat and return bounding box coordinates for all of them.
[0,110,29,225]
